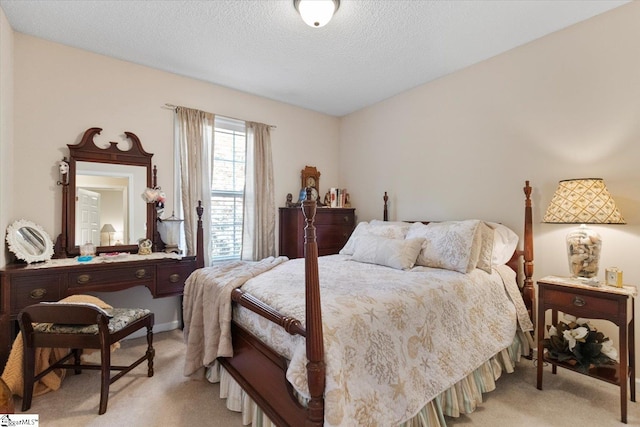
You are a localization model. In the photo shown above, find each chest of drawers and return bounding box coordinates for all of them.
[278,207,355,259]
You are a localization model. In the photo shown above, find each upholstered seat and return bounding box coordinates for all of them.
[18,303,154,415]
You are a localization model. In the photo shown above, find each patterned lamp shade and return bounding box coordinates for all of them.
[543,178,625,280]
[543,178,625,224]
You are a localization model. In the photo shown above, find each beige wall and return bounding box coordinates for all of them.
[0,7,13,267]
[7,33,340,328]
[340,3,640,374]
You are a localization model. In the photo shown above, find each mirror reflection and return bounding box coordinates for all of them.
[75,161,147,246]
[16,227,47,256]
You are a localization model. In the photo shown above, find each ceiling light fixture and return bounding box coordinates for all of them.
[294,0,340,28]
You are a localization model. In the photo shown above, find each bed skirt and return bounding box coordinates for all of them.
[205,330,532,427]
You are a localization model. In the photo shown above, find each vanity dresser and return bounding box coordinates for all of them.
[0,128,200,367]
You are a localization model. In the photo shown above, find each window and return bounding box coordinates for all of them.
[210,117,246,262]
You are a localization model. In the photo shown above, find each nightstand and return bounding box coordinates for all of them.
[536,276,637,423]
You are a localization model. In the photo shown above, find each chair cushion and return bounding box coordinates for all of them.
[33,308,151,335]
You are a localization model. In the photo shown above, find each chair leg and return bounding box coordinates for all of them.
[21,344,35,412]
[98,340,111,415]
[146,324,155,377]
[72,348,82,375]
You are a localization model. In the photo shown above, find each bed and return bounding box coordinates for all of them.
[183,181,535,427]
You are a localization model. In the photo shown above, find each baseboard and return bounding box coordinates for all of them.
[123,320,181,340]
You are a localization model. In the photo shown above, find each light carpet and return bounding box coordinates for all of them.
[12,329,639,426]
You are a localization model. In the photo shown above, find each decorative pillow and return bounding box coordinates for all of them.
[339,220,411,255]
[339,221,369,255]
[486,222,519,265]
[351,235,424,270]
[476,221,495,273]
[369,219,412,233]
[405,220,482,274]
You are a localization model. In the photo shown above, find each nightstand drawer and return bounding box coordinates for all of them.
[545,288,619,318]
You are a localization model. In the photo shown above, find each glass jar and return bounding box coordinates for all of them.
[566,225,601,278]
[80,241,96,257]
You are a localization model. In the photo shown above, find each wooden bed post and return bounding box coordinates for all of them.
[196,201,204,269]
[302,190,325,426]
[383,192,388,222]
[522,181,535,323]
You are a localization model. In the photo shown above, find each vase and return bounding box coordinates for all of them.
[566,224,601,279]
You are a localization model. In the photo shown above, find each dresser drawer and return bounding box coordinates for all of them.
[314,210,355,226]
[156,260,196,296]
[68,265,154,289]
[11,273,63,314]
[545,288,620,319]
[279,207,356,258]
[316,225,353,252]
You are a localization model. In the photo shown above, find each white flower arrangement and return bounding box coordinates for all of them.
[543,314,617,372]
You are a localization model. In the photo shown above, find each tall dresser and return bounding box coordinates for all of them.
[279,207,355,259]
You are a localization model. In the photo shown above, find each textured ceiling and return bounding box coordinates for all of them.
[0,0,628,117]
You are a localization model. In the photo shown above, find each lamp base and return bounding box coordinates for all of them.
[163,244,182,254]
[566,224,601,279]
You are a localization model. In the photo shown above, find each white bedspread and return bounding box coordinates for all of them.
[183,255,532,427]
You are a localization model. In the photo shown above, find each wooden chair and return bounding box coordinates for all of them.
[18,303,154,415]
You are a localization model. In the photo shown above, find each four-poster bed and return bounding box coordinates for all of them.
[184,181,535,426]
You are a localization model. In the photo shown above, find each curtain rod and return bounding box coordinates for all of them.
[163,103,276,129]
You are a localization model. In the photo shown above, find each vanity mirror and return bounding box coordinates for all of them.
[57,127,156,257]
[6,219,54,263]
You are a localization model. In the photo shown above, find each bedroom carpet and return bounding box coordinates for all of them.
[10,329,639,426]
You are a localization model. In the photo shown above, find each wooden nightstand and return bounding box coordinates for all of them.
[536,276,637,423]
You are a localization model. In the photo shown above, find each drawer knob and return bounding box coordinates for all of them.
[169,273,181,283]
[135,269,147,279]
[29,288,47,299]
[343,216,349,222]
[77,274,91,284]
[572,296,586,307]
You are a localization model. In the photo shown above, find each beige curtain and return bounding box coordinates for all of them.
[175,107,214,265]
[241,122,275,261]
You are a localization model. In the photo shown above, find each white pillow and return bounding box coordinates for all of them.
[406,220,482,274]
[339,220,410,255]
[486,222,519,265]
[476,221,495,273]
[351,235,424,270]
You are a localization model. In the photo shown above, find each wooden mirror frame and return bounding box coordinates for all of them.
[56,127,155,257]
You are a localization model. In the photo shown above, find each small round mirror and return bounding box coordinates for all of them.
[6,220,54,263]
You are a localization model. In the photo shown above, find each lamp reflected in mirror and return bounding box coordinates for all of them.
[100,223,116,246]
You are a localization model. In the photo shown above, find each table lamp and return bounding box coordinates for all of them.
[157,212,184,254]
[543,178,625,279]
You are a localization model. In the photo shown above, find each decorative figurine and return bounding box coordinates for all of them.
[138,238,153,255]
